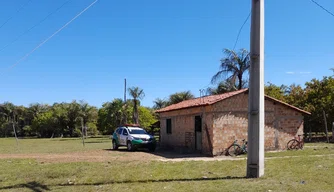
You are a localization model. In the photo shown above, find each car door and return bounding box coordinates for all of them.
[120,128,129,145]
[115,128,122,145]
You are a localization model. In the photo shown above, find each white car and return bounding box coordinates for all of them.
[112,125,156,151]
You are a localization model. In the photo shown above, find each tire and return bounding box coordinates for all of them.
[299,142,304,149]
[228,145,240,156]
[112,140,118,150]
[287,139,299,150]
[127,141,134,151]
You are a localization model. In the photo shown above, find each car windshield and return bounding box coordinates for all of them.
[128,129,147,134]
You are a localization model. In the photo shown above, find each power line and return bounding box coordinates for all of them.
[310,0,334,17]
[0,0,99,76]
[0,0,72,53]
[202,13,251,91]
[0,0,33,30]
[232,12,251,51]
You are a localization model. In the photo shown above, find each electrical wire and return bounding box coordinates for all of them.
[0,0,33,30]
[310,0,334,17]
[232,12,251,51]
[0,0,99,76]
[203,11,251,91]
[0,0,72,53]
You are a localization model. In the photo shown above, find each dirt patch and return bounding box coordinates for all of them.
[2,148,332,163]
[0,148,238,163]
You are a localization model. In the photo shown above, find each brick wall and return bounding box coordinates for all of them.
[159,106,213,155]
[211,93,304,155]
[158,92,305,156]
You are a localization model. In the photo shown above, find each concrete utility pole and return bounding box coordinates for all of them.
[247,0,265,178]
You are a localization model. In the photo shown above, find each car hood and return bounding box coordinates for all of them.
[130,134,152,139]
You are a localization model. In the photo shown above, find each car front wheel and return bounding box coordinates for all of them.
[127,141,133,151]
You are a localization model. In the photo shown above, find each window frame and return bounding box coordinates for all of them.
[122,128,129,136]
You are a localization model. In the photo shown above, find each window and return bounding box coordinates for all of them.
[117,128,123,134]
[128,129,147,134]
[166,119,172,134]
[122,129,128,135]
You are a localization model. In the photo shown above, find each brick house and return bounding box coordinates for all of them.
[155,89,310,156]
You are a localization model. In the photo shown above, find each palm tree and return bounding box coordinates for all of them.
[153,98,168,109]
[211,48,250,90]
[169,91,194,105]
[128,87,145,124]
[78,101,97,137]
[206,81,237,95]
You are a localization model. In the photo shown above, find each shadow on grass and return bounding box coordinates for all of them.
[50,138,80,141]
[0,176,246,190]
[104,147,210,159]
[85,141,110,144]
[0,181,50,192]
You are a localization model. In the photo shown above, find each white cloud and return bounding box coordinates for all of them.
[299,72,312,74]
[285,71,295,74]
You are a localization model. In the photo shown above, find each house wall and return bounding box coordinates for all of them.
[211,93,304,155]
[159,93,304,156]
[159,106,213,155]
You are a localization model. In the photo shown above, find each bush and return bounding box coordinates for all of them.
[22,125,35,136]
[72,128,82,137]
[87,122,99,136]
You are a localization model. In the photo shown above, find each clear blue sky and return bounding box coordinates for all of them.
[0,0,333,108]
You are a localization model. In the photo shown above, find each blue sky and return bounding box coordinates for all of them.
[0,0,333,108]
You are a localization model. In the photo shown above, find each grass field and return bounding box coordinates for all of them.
[0,137,111,154]
[0,137,333,192]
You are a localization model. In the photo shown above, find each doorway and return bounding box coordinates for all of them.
[195,116,202,151]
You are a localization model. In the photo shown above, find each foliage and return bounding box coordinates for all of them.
[97,99,126,135]
[153,98,168,110]
[206,81,238,95]
[211,48,250,90]
[303,77,334,133]
[168,91,195,105]
[137,106,156,129]
[0,101,99,138]
[264,82,288,101]
[128,86,145,124]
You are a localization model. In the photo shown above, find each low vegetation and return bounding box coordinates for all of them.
[0,138,333,191]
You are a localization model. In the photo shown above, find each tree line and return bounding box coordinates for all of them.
[0,87,202,138]
[1,48,333,138]
[0,87,157,138]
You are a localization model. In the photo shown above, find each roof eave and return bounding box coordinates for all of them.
[155,103,210,113]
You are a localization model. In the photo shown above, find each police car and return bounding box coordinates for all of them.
[112,124,156,152]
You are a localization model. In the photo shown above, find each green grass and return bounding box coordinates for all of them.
[0,138,333,191]
[0,136,112,154]
[0,155,333,191]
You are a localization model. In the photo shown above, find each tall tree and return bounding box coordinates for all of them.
[66,101,80,137]
[211,48,250,90]
[78,100,98,137]
[153,98,168,109]
[264,82,288,101]
[128,87,145,124]
[206,81,237,95]
[168,91,194,105]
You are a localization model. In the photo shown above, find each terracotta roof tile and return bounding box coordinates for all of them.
[155,89,311,115]
[155,89,247,113]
